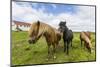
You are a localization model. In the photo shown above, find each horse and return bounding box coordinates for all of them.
[80,32,92,53]
[80,31,91,47]
[58,21,73,55]
[80,31,91,46]
[28,21,61,59]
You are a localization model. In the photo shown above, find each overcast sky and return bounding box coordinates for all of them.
[12,1,95,32]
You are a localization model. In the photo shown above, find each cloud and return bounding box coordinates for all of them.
[12,2,95,32]
[51,4,57,9]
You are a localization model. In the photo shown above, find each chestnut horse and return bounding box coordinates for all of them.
[28,21,61,59]
[80,32,92,53]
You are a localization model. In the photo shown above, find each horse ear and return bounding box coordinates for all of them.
[64,21,66,25]
[37,20,40,26]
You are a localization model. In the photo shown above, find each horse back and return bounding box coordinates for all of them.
[68,30,73,38]
[80,32,91,42]
[84,32,91,39]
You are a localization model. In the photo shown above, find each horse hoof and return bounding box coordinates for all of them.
[25,47,30,50]
[53,56,56,59]
[91,50,93,53]
[46,58,49,61]
[66,53,69,55]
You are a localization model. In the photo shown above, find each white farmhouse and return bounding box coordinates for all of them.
[12,20,31,31]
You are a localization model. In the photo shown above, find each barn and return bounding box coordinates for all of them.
[12,20,31,31]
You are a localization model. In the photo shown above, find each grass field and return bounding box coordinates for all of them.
[12,31,96,66]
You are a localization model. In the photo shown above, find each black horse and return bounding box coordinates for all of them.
[58,21,73,55]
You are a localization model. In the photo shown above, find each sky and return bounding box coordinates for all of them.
[12,1,95,32]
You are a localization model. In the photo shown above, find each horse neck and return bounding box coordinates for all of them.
[63,26,69,34]
[36,24,45,39]
[84,35,92,48]
[38,24,49,37]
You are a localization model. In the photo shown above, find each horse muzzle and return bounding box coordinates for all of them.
[28,39,36,44]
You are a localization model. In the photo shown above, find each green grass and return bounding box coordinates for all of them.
[12,31,96,66]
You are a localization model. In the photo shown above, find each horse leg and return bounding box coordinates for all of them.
[53,44,56,59]
[48,45,51,58]
[67,41,69,55]
[56,42,59,49]
[88,47,91,54]
[71,39,72,47]
[84,41,89,49]
[64,41,67,52]
[80,40,82,47]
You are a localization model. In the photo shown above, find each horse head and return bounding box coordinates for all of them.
[28,21,42,44]
[58,21,67,33]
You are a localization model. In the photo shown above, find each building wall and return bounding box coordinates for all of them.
[18,25,30,31]
[12,22,17,31]
[12,22,30,31]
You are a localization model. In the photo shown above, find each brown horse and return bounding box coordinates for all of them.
[28,21,61,59]
[80,32,92,53]
[80,31,91,47]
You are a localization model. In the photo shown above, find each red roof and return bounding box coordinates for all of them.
[13,20,31,26]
